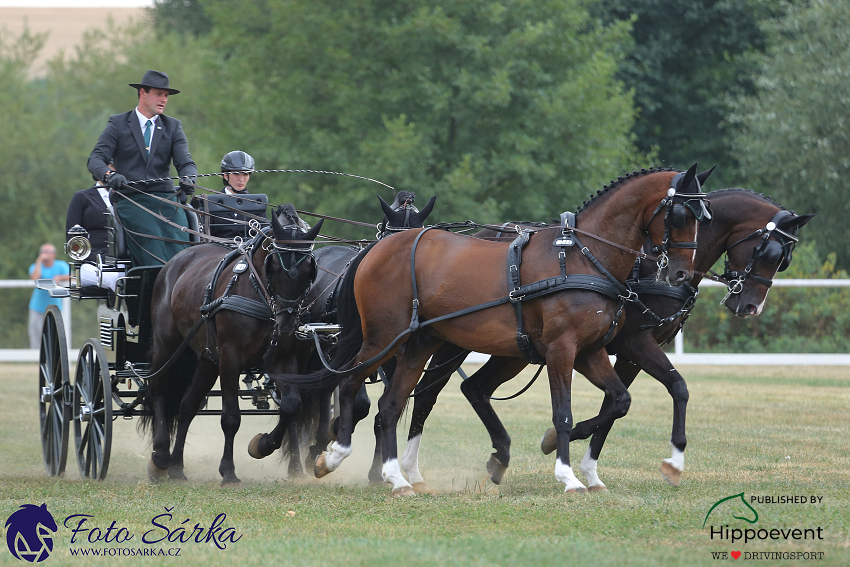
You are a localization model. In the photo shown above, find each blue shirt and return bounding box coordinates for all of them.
[28,261,70,313]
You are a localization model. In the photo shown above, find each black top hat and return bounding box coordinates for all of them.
[128,70,180,95]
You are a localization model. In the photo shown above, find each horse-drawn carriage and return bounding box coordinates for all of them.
[35,167,813,494]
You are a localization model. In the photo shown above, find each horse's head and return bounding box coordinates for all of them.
[267,205,323,322]
[645,163,715,285]
[718,201,814,316]
[377,192,437,238]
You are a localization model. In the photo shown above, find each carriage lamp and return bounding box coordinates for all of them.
[65,225,92,261]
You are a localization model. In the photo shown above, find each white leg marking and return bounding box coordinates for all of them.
[580,446,606,489]
[324,441,352,472]
[554,458,586,492]
[401,434,425,485]
[662,444,685,472]
[382,458,414,492]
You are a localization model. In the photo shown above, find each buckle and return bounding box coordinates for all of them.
[509,288,525,302]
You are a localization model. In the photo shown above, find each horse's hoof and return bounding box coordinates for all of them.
[540,427,557,455]
[220,476,241,487]
[147,459,168,482]
[486,455,508,485]
[368,470,384,486]
[391,485,417,497]
[660,461,682,486]
[314,452,331,478]
[248,433,268,459]
[411,482,430,494]
[565,486,588,494]
[168,470,189,483]
[587,484,608,493]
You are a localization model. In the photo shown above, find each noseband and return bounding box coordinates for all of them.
[719,211,799,304]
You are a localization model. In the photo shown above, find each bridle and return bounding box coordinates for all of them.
[644,174,713,275]
[377,197,420,239]
[260,224,317,317]
[718,210,799,305]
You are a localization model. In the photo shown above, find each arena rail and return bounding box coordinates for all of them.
[1,279,848,365]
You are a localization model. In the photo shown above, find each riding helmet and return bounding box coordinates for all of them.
[221,151,255,173]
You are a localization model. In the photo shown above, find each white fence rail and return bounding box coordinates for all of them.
[2,279,849,365]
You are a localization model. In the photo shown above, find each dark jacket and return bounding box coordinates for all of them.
[66,186,110,256]
[87,110,197,193]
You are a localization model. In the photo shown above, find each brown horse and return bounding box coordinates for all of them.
[277,166,707,494]
[143,205,322,484]
[393,189,814,491]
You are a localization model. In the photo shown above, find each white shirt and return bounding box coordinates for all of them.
[96,186,111,208]
[134,108,159,150]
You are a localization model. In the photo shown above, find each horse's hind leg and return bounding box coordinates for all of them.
[400,343,468,490]
[167,357,219,481]
[459,356,528,485]
[217,354,246,485]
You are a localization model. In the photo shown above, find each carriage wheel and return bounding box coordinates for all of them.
[38,305,70,477]
[73,339,113,480]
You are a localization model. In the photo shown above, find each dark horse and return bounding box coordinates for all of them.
[143,204,322,484]
[278,167,707,495]
[246,192,436,478]
[396,189,813,492]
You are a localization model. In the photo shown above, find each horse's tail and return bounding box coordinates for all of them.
[274,242,377,389]
[137,345,198,442]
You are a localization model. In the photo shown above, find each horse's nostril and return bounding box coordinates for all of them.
[676,270,687,282]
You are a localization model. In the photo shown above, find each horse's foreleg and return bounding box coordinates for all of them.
[459,356,528,485]
[167,357,219,481]
[248,383,301,463]
[376,336,441,497]
[217,357,243,485]
[614,340,689,486]
[400,343,467,489]
[306,389,332,472]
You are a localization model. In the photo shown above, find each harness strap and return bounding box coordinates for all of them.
[508,230,545,364]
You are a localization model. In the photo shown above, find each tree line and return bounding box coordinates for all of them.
[0,0,847,347]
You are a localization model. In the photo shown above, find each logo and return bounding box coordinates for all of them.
[5,504,58,563]
[703,492,759,527]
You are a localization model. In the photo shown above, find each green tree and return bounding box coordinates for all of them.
[591,0,773,189]
[194,0,648,236]
[729,0,850,269]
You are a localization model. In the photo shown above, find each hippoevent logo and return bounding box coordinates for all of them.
[5,504,242,562]
[704,492,826,561]
[5,504,58,563]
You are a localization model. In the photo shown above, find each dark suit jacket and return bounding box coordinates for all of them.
[87,110,197,193]
[66,186,110,256]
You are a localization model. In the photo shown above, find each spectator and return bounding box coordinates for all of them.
[28,244,70,349]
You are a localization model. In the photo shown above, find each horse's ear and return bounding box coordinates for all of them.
[417,195,437,221]
[784,213,815,230]
[697,165,717,187]
[302,218,324,242]
[271,206,285,238]
[378,194,394,218]
[678,163,699,193]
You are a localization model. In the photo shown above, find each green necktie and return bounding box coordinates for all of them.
[144,120,153,153]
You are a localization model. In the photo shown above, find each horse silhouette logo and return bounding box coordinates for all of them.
[5,504,58,562]
[703,492,759,527]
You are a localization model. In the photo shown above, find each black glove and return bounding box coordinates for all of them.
[106,173,127,190]
[179,176,197,195]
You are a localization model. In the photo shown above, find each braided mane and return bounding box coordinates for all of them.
[574,167,679,216]
[707,188,789,212]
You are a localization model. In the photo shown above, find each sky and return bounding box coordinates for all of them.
[0,1,152,6]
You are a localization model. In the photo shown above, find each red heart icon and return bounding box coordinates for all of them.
[731,551,741,560]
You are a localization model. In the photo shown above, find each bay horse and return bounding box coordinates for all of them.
[142,204,323,484]
[395,189,813,492]
[277,166,708,495]
[246,193,436,478]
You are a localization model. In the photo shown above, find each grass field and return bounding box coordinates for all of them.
[1,362,848,566]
